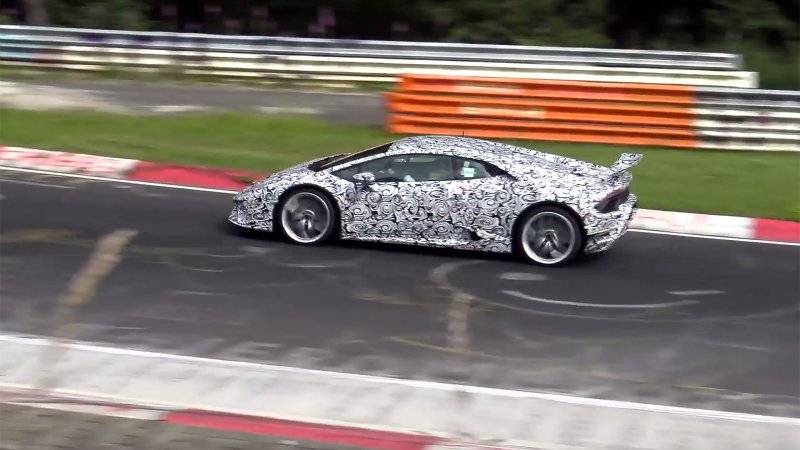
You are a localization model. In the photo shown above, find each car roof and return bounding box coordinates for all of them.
[388,135,518,155]
[383,135,607,179]
[387,135,547,167]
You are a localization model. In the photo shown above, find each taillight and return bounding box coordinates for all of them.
[596,188,630,213]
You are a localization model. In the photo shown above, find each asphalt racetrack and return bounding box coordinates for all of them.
[1,169,798,417]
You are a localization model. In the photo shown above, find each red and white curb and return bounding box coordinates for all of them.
[1,145,798,243]
[632,209,799,242]
[0,145,262,190]
[2,388,447,450]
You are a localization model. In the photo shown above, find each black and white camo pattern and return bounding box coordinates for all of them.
[229,135,639,254]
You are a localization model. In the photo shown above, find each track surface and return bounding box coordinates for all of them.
[1,170,799,417]
[1,79,384,125]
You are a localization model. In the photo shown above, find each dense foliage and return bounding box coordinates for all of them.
[5,0,799,88]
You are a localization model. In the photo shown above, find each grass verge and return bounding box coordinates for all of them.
[0,67,395,92]
[1,107,798,221]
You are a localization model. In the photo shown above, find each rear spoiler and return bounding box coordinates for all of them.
[606,153,643,179]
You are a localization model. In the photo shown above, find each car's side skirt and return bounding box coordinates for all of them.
[338,233,513,254]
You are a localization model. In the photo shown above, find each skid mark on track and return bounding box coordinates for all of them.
[504,290,698,309]
[587,366,732,394]
[131,304,252,326]
[387,336,486,357]
[669,290,726,296]
[37,229,138,390]
[169,290,232,298]
[276,258,367,269]
[0,229,78,244]
[472,293,800,324]
[0,178,75,189]
[157,258,228,273]
[355,289,432,306]
[695,340,770,352]
[427,261,488,359]
[497,272,548,281]
[0,228,182,257]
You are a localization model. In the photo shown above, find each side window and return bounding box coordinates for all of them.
[333,154,458,183]
[452,157,507,180]
[331,164,363,181]
[332,156,398,182]
[398,155,456,182]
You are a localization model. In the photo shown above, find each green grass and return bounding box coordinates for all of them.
[1,107,798,221]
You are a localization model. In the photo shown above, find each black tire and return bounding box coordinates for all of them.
[514,205,585,267]
[276,188,338,246]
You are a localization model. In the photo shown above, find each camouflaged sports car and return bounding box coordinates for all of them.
[229,135,641,266]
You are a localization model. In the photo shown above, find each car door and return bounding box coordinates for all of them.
[448,157,517,243]
[330,154,421,240]
[331,153,462,242]
[393,154,463,243]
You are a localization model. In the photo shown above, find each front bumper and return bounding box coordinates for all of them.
[228,199,273,232]
[583,193,638,254]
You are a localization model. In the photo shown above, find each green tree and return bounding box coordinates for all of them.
[47,0,149,30]
[11,0,798,88]
[22,0,48,25]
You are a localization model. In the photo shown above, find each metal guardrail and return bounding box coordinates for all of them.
[0,25,744,69]
[693,87,800,151]
[696,86,800,110]
[0,25,757,87]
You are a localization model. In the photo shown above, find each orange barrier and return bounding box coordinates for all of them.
[387,92,694,128]
[389,115,697,148]
[398,74,696,105]
[386,74,699,148]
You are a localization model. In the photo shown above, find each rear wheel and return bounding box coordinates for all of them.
[278,189,337,245]
[516,205,584,266]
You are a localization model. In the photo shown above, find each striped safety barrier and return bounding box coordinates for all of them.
[0,25,758,87]
[385,74,800,151]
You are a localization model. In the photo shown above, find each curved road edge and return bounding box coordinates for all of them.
[2,335,799,450]
[1,145,798,244]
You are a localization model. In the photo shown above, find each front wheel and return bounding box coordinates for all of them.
[515,205,584,266]
[277,189,337,245]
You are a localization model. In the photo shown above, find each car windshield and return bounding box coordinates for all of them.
[309,141,394,171]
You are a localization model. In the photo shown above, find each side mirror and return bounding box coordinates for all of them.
[352,172,376,187]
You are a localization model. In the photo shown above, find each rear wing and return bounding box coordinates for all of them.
[606,153,643,180]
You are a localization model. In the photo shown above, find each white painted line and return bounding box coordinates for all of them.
[256,106,320,115]
[0,177,75,189]
[0,383,440,438]
[7,401,167,420]
[503,290,697,309]
[498,272,548,281]
[275,88,378,97]
[151,105,210,113]
[2,334,798,425]
[668,290,725,296]
[699,341,768,352]
[1,165,797,247]
[628,228,800,246]
[0,166,237,194]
